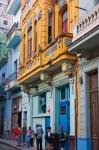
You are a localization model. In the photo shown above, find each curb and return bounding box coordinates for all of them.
[0,140,21,150]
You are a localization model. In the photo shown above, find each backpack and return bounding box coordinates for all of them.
[36,127,44,138]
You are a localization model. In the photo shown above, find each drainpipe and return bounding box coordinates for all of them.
[75,61,79,150]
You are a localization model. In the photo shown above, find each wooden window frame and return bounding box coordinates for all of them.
[62,11,68,33]
[28,28,32,59]
[34,21,37,52]
[48,13,53,44]
[23,34,26,63]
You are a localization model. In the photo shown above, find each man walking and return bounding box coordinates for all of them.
[35,124,44,150]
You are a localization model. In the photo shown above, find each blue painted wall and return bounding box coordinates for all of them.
[4,99,12,133]
[77,138,91,150]
[0,3,21,137]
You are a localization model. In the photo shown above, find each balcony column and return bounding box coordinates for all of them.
[25,25,28,62]
[32,15,35,53]
[20,35,24,65]
[68,0,78,33]
[41,7,47,49]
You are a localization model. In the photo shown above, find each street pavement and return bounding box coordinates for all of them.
[0,139,43,150]
[0,143,16,150]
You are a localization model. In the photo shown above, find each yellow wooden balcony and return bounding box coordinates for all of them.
[42,33,73,68]
[18,53,41,84]
[18,33,76,85]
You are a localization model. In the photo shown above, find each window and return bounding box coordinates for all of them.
[0,3,2,7]
[23,111,27,127]
[22,6,26,18]
[23,34,26,63]
[34,21,37,51]
[61,88,65,100]
[61,106,66,115]
[28,28,32,58]
[39,93,46,114]
[14,60,17,72]
[48,13,52,44]
[4,20,8,25]
[27,0,32,8]
[62,11,68,33]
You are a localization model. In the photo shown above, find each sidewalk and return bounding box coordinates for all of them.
[0,138,37,150]
[0,138,21,149]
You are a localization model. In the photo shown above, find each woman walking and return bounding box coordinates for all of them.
[26,126,32,148]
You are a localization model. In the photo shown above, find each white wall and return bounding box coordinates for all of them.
[21,92,30,128]
[70,77,76,136]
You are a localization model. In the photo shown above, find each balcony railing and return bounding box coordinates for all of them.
[73,3,99,41]
[42,33,72,65]
[6,72,17,85]
[19,52,41,77]
[4,72,21,91]
[6,22,21,48]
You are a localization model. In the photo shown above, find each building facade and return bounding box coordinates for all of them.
[5,0,30,140]
[0,33,9,136]
[0,0,29,140]
[69,1,99,150]
[0,0,13,137]
[19,0,78,149]
[0,0,13,34]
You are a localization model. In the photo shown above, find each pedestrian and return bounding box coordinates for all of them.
[26,126,32,148]
[45,127,53,150]
[35,124,44,150]
[59,126,67,150]
[14,124,22,146]
[30,129,35,147]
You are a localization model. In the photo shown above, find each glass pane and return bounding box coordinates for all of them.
[61,88,65,100]
[48,14,52,26]
[61,106,66,115]
[39,93,46,114]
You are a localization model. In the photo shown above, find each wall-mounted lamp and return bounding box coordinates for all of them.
[61,62,74,77]
[62,62,73,72]
[40,72,53,86]
[40,73,49,81]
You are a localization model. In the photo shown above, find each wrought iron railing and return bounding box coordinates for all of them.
[6,72,18,85]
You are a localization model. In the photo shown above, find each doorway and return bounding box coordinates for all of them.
[0,107,4,135]
[89,71,99,150]
[59,85,70,149]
